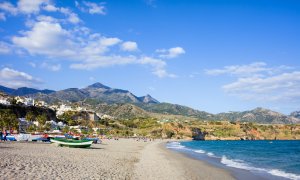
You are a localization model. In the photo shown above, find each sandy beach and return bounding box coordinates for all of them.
[0,139,235,180]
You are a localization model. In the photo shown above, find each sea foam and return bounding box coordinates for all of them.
[194,149,206,154]
[221,156,300,180]
[207,152,215,157]
[166,142,186,149]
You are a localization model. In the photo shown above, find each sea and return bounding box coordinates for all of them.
[166,140,300,180]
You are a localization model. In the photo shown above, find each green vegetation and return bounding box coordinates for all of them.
[0,109,18,131]
[1,101,300,140]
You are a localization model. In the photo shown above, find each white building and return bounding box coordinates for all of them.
[24,97,34,106]
[0,97,10,105]
[56,104,73,115]
[46,120,66,129]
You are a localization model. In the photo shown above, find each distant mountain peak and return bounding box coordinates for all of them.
[0,85,55,96]
[87,82,111,89]
[139,94,159,104]
[253,107,268,111]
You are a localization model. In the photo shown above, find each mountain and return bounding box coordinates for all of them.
[31,82,159,105]
[87,82,110,89]
[139,102,213,119]
[215,107,300,124]
[0,85,55,96]
[138,94,159,104]
[0,85,15,94]
[95,103,150,119]
[1,83,300,124]
[290,111,300,119]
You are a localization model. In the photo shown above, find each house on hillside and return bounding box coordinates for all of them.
[56,104,72,115]
[45,120,66,129]
[0,97,10,105]
[18,118,32,133]
[24,97,34,106]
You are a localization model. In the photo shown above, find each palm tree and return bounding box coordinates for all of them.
[0,109,18,132]
[25,111,36,122]
[36,114,48,131]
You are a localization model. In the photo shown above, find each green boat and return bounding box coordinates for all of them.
[50,138,93,148]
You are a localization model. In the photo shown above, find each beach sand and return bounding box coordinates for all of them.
[0,139,235,180]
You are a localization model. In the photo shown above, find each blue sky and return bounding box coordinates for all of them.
[0,0,300,114]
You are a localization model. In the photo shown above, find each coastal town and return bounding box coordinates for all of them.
[1,91,300,142]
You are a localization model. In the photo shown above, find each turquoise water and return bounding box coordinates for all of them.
[167,140,300,180]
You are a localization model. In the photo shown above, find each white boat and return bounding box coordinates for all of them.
[50,138,93,148]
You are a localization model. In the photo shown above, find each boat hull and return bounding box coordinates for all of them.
[50,138,93,148]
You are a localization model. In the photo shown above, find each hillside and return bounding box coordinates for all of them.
[215,108,300,124]
[139,103,213,120]
[0,85,55,96]
[0,104,57,121]
[31,83,160,105]
[95,104,150,119]
[290,111,300,119]
[1,83,300,124]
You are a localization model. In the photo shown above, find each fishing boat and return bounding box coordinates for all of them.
[83,137,101,144]
[50,138,93,148]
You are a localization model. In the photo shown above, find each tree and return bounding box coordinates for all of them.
[9,98,17,105]
[88,128,94,135]
[58,111,78,126]
[166,130,175,139]
[27,125,37,133]
[62,126,70,134]
[81,129,88,135]
[44,123,52,131]
[0,109,18,131]
[25,111,36,122]
[36,114,48,130]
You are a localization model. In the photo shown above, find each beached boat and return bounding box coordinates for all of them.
[83,137,101,144]
[50,138,93,148]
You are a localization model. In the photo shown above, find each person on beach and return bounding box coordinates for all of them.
[0,131,3,141]
[3,130,7,141]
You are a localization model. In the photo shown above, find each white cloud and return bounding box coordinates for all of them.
[41,62,61,71]
[11,20,176,78]
[0,12,6,21]
[43,4,58,12]
[68,12,80,24]
[59,7,81,24]
[205,62,272,76]
[0,2,18,15]
[0,0,58,16]
[84,1,106,15]
[11,21,121,59]
[100,37,121,46]
[0,67,41,88]
[76,1,106,15]
[17,0,48,14]
[223,71,300,102]
[12,21,73,57]
[121,41,138,52]
[36,15,58,23]
[207,62,300,102]
[0,41,11,54]
[139,56,176,78]
[156,47,185,59]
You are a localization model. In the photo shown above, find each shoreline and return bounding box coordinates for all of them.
[133,140,235,180]
[166,141,291,180]
[0,139,288,180]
